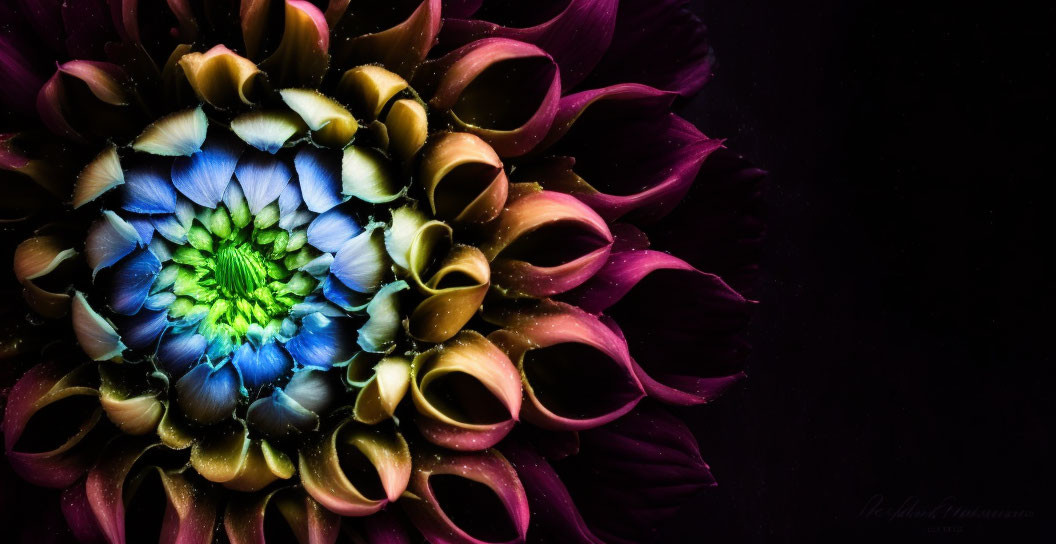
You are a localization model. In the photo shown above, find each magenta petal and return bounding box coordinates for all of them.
[63,0,118,59]
[499,442,604,544]
[0,34,45,114]
[530,83,722,222]
[61,480,106,544]
[441,0,482,18]
[360,509,415,544]
[564,250,750,405]
[581,0,715,96]
[645,148,766,297]
[403,449,529,544]
[440,0,617,88]
[562,404,717,544]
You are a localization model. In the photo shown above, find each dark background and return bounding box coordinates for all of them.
[663,1,1054,542]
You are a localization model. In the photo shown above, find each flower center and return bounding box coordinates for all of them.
[215,242,266,299]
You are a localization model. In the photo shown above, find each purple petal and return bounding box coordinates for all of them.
[440,0,617,88]
[500,441,604,544]
[285,313,355,369]
[62,0,117,59]
[0,34,45,113]
[560,404,717,544]
[125,214,155,245]
[644,148,766,297]
[580,0,715,96]
[175,361,240,424]
[233,341,294,389]
[157,330,206,376]
[115,308,168,350]
[85,210,142,278]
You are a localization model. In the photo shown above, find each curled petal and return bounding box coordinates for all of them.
[13,234,77,317]
[132,106,208,157]
[299,417,412,516]
[85,210,142,278]
[190,421,295,491]
[486,300,643,430]
[225,487,340,544]
[72,291,126,361]
[357,281,409,353]
[294,147,344,212]
[566,251,751,405]
[72,145,124,209]
[261,0,330,87]
[440,0,617,88]
[342,146,403,203]
[37,60,132,141]
[384,205,429,271]
[285,313,357,369]
[110,248,161,315]
[87,436,220,544]
[3,361,103,488]
[385,98,428,162]
[402,448,529,544]
[410,331,521,450]
[529,84,721,222]
[408,245,490,344]
[280,88,358,148]
[338,65,409,120]
[158,400,195,450]
[499,442,604,544]
[241,0,272,59]
[420,132,507,224]
[247,388,319,439]
[332,226,389,293]
[582,0,715,96]
[98,364,162,435]
[420,38,560,157]
[178,45,264,108]
[480,190,613,296]
[60,480,106,544]
[236,150,294,214]
[354,356,412,424]
[232,110,309,153]
[175,361,240,424]
[171,134,244,208]
[331,0,441,78]
[0,34,45,113]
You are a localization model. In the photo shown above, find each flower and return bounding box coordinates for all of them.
[0,1,763,543]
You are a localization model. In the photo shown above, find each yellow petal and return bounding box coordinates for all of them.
[178,45,263,108]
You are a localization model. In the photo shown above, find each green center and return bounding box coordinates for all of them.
[161,205,320,353]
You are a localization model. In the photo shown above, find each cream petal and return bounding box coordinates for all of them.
[132,107,208,157]
[72,145,124,209]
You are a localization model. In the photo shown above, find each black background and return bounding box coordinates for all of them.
[663,1,1054,542]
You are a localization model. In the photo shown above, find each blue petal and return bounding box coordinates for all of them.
[294,147,343,213]
[151,214,188,244]
[144,291,176,311]
[246,388,319,438]
[121,164,177,214]
[116,308,168,350]
[157,330,207,376]
[234,151,293,214]
[306,207,362,253]
[171,135,243,207]
[322,274,368,311]
[278,181,303,217]
[300,253,334,278]
[148,237,172,262]
[283,313,354,369]
[206,334,237,361]
[175,361,240,424]
[85,210,142,279]
[233,341,294,389]
[283,368,340,413]
[125,215,155,245]
[290,299,346,318]
[110,249,161,315]
[279,209,313,232]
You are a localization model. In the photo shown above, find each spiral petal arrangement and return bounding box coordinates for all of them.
[1,1,762,542]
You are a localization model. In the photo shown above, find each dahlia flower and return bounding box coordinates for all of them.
[0,1,762,542]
